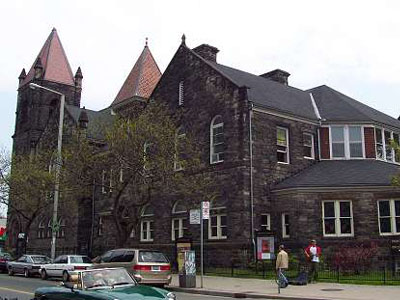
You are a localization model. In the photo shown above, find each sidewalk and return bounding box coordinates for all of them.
[168,274,400,300]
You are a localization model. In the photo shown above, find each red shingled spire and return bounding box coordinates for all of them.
[20,28,75,87]
[112,40,161,106]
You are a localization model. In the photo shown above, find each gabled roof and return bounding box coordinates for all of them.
[308,85,400,129]
[65,105,115,141]
[208,62,318,121]
[21,28,75,87]
[273,160,400,191]
[112,44,161,106]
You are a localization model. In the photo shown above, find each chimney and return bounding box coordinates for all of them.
[260,69,290,85]
[78,107,89,129]
[192,44,219,62]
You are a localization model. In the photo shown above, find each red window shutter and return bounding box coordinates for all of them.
[320,127,330,159]
[364,127,376,158]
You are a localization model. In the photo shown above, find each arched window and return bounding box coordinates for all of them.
[171,201,187,241]
[37,219,45,239]
[210,115,224,164]
[57,218,66,238]
[47,219,52,238]
[140,205,154,242]
[174,127,186,171]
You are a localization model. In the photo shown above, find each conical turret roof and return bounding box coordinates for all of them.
[112,42,161,106]
[21,28,75,87]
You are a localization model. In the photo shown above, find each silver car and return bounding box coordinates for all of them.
[40,255,92,282]
[7,254,51,277]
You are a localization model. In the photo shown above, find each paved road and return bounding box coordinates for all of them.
[0,274,273,300]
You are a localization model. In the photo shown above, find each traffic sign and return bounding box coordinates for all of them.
[190,209,200,224]
[202,201,210,219]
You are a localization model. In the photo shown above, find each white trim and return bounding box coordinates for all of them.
[377,199,400,236]
[208,212,227,240]
[253,106,319,125]
[277,126,290,164]
[329,125,365,159]
[210,115,224,164]
[281,213,290,238]
[140,220,154,242]
[322,200,354,237]
[309,93,322,120]
[171,217,186,241]
[303,132,315,159]
[261,213,271,231]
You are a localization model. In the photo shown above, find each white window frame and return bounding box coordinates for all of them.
[140,205,154,242]
[101,170,107,194]
[322,200,354,237]
[329,125,365,159]
[303,133,315,159]
[178,81,184,106]
[56,218,65,238]
[377,199,400,235]
[208,209,227,240]
[277,127,289,164]
[281,213,290,238]
[174,128,186,171]
[210,115,224,164]
[261,213,271,231]
[38,219,45,239]
[375,127,400,163]
[171,218,186,241]
[98,217,103,237]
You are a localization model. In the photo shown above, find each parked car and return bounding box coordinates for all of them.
[7,254,51,277]
[92,249,172,286]
[40,254,92,281]
[0,252,12,273]
[32,267,176,300]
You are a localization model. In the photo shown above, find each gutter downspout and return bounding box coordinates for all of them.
[248,100,255,260]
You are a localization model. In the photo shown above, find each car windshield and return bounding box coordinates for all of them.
[138,251,168,263]
[32,256,50,263]
[82,269,135,289]
[70,256,92,264]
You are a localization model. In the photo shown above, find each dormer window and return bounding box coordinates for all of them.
[330,126,364,159]
[376,128,400,163]
[178,81,184,106]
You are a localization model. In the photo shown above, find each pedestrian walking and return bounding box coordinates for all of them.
[276,245,289,290]
[304,239,321,283]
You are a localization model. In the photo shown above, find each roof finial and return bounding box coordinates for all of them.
[181,34,186,45]
[145,37,148,47]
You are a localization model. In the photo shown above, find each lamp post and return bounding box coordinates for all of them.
[29,83,65,260]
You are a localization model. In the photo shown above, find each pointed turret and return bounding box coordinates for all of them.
[18,68,26,85]
[74,67,83,88]
[78,106,89,129]
[111,39,161,107]
[20,28,75,87]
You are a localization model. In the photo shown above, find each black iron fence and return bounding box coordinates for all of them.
[202,260,400,285]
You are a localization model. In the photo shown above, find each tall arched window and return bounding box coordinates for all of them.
[140,205,154,242]
[171,201,187,241]
[37,219,45,239]
[56,218,66,238]
[47,219,52,238]
[174,127,186,171]
[210,115,224,164]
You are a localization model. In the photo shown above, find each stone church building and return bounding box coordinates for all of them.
[8,29,400,269]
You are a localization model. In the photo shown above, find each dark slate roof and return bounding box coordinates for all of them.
[65,105,115,140]
[273,160,400,190]
[209,62,318,121]
[309,85,400,129]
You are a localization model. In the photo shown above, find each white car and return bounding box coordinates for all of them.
[40,255,92,282]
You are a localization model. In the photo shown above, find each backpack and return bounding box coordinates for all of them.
[288,271,308,285]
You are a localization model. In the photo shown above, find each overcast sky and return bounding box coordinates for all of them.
[1,0,400,152]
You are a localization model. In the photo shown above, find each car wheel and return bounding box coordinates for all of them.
[8,267,14,276]
[24,268,30,278]
[62,271,69,282]
[41,269,48,280]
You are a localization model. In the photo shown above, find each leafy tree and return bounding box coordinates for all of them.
[100,102,214,247]
[391,140,400,185]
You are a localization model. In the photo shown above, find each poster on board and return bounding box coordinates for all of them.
[257,236,275,260]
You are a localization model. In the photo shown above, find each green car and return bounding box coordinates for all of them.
[32,268,176,300]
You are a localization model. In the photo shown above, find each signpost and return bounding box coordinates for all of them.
[200,201,209,288]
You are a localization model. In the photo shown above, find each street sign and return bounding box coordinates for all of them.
[202,201,210,219]
[190,209,200,224]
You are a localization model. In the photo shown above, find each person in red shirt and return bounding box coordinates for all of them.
[304,239,321,283]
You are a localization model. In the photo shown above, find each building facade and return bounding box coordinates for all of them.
[7,30,400,270]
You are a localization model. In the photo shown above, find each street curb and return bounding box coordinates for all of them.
[167,286,330,300]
